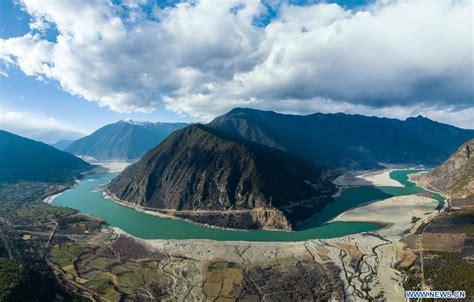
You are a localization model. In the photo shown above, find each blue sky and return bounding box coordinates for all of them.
[0,0,195,133]
[0,0,472,142]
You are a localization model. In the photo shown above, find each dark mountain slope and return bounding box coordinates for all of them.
[208,108,474,169]
[108,125,334,230]
[65,120,187,160]
[0,130,91,182]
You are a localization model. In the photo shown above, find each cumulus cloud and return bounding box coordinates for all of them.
[0,111,87,143]
[0,0,472,125]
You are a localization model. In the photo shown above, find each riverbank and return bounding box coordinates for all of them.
[408,171,449,209]
[102,190,285,232]
[43,180,80,204]
[332,195,438,236]
[115,190,440,301]
[47,166,446,300]
[43,192,63,204]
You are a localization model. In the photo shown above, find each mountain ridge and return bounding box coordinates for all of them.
[65,120,187,161]
[208,108,474,169]
[0,130,92,182]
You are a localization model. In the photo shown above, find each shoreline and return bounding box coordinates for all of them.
[42,179,80,204]
[39,166,447,301]
[332,195,439,237]
[407,172,449,210]
[44,167,443,244]
[103,190,292,233]
[43,192,63,204]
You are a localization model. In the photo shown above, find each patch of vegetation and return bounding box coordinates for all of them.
[84,274,110,291]
[86,256,117,270]
[0,182,96,301]
[425,252,474,297]
[118,271,144,286]
[102,286,121,301]
[0,258,22,301]
[451,208,474,218]
[61,243,89,259]
[51,245,74,267]
[208,262,226,272]
[227,262,241,268]
[399,255,422,291]
[0,240,8,258]
[110,264,132,274]
[0,250,77,301]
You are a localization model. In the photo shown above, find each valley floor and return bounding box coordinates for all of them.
[128,193,438,301]
[3,168,471,301]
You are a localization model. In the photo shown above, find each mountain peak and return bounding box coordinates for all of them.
[406,115,430,122]
[121,119,153,126]
[65,120,187,160]
[225,107,277,116]
[107,124,332,230]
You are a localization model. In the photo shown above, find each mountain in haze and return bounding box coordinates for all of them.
[108,124,335,230]
[414,138,474,199]
[208,108,474,169]
[0,130,92,182]
[51,139,76,150]
[65,120,187,161]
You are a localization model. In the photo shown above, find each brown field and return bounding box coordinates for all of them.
[422,233,465,253]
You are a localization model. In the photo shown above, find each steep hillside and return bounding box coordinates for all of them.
[108,125,334,230]
[65,120,187,160]
[0,130,92,182]
[414,139,474,199]
[208,108,474,169]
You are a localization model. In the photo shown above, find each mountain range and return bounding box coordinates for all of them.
[107,108,474,230]
[0,130,92,182]
[65,120,187,161]
[208,108,474,169]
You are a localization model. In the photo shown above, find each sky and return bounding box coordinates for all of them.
[0,0,472,143]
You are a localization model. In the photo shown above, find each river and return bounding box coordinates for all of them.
[52,170,444,241]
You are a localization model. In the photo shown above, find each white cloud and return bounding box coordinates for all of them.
[0,0,472,126]
[0,110,87,143]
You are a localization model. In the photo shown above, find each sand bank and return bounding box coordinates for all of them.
[333,195,438,237]
[43,192,63,204]
[333,169,404,188]
[87,161,131,173]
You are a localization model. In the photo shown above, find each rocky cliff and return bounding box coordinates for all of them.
[414,138,474,199]
[107,124,334,230]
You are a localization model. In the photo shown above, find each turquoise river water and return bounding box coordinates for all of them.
[53,170,444,241]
